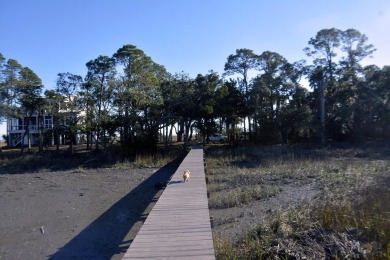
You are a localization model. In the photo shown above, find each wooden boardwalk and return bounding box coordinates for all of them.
[122,146,215,259]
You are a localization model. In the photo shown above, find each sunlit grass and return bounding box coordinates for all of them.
[0,145,186,173]
[134,153,172,167]
[133,147,185,168]
[209,185,280,209]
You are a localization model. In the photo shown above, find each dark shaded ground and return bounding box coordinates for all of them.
[0,164,178,260]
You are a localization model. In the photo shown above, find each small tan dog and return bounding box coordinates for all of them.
[183,170,190,183]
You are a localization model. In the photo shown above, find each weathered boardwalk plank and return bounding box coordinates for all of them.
[122,146,215,259]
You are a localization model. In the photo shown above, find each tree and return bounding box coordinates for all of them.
[169,72,195,145]
[339,29,376,86]
[304,29,378,142]
[56,72,83,153]
[281,86,313,144]
[85,55,116,150]
[214,79,245,144]
[79,82,94,150]
[17,67,44,153]
[252,51,297,143]
[224,48,257,135]
[0,58,22,122]
[304,28,342,88]
[159,74,181,146]
[0,54,6,151]
[113,44,146,145]
[44,89,64,151]
[0,58,46,150]
[308,66,326,144]
[0,53,6,121]
[322,29,376,141]
[113,44,169,152]
[304,28,342,143]
[162,72,220,148]
[192,72,221,144]
[0,53,5,72]
[354,65,390,140]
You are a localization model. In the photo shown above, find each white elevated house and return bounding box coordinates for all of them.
[7,114,54,147]
[7,95,86,148]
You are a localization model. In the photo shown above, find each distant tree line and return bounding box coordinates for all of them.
[1,28,389,154]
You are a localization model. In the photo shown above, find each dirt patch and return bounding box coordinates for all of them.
[0,165,177,260]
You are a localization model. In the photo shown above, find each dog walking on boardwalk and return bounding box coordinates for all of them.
[183,170,190,183]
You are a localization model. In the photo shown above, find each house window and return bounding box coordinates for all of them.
[44,116,53,129]
[20,118,26,130]
[30,117,37,130]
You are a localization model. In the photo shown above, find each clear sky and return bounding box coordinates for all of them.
[1,0,389,139]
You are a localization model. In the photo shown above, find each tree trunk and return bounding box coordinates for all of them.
[20,116,31,155]
[169,124,173,142]
[183,121,191,149]
[96,79,105,151]
[56,125,60,153]
[124,106,129,144]
[38,112,43,152]
[86,129,90,150]
[27,117,32,152]
[320,81,326,145]
[69,132,74,153]
[177,121,184,142]
[164,123,169,148]
[244,75,252,138]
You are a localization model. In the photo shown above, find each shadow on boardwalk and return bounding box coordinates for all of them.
[49,164,178,260]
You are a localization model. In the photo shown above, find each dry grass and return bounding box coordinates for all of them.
[0,144,186,173]
[133,148,184,168]
[209,184,280,209]
[206,142,390,259]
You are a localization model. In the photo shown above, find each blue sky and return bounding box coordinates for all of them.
[1,0,389,138]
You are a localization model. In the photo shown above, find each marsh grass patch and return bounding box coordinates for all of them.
[210,185,280,209]
[0,145,186,174]
[206,143,390,259]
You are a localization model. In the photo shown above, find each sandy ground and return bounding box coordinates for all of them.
[0,166,177,260]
